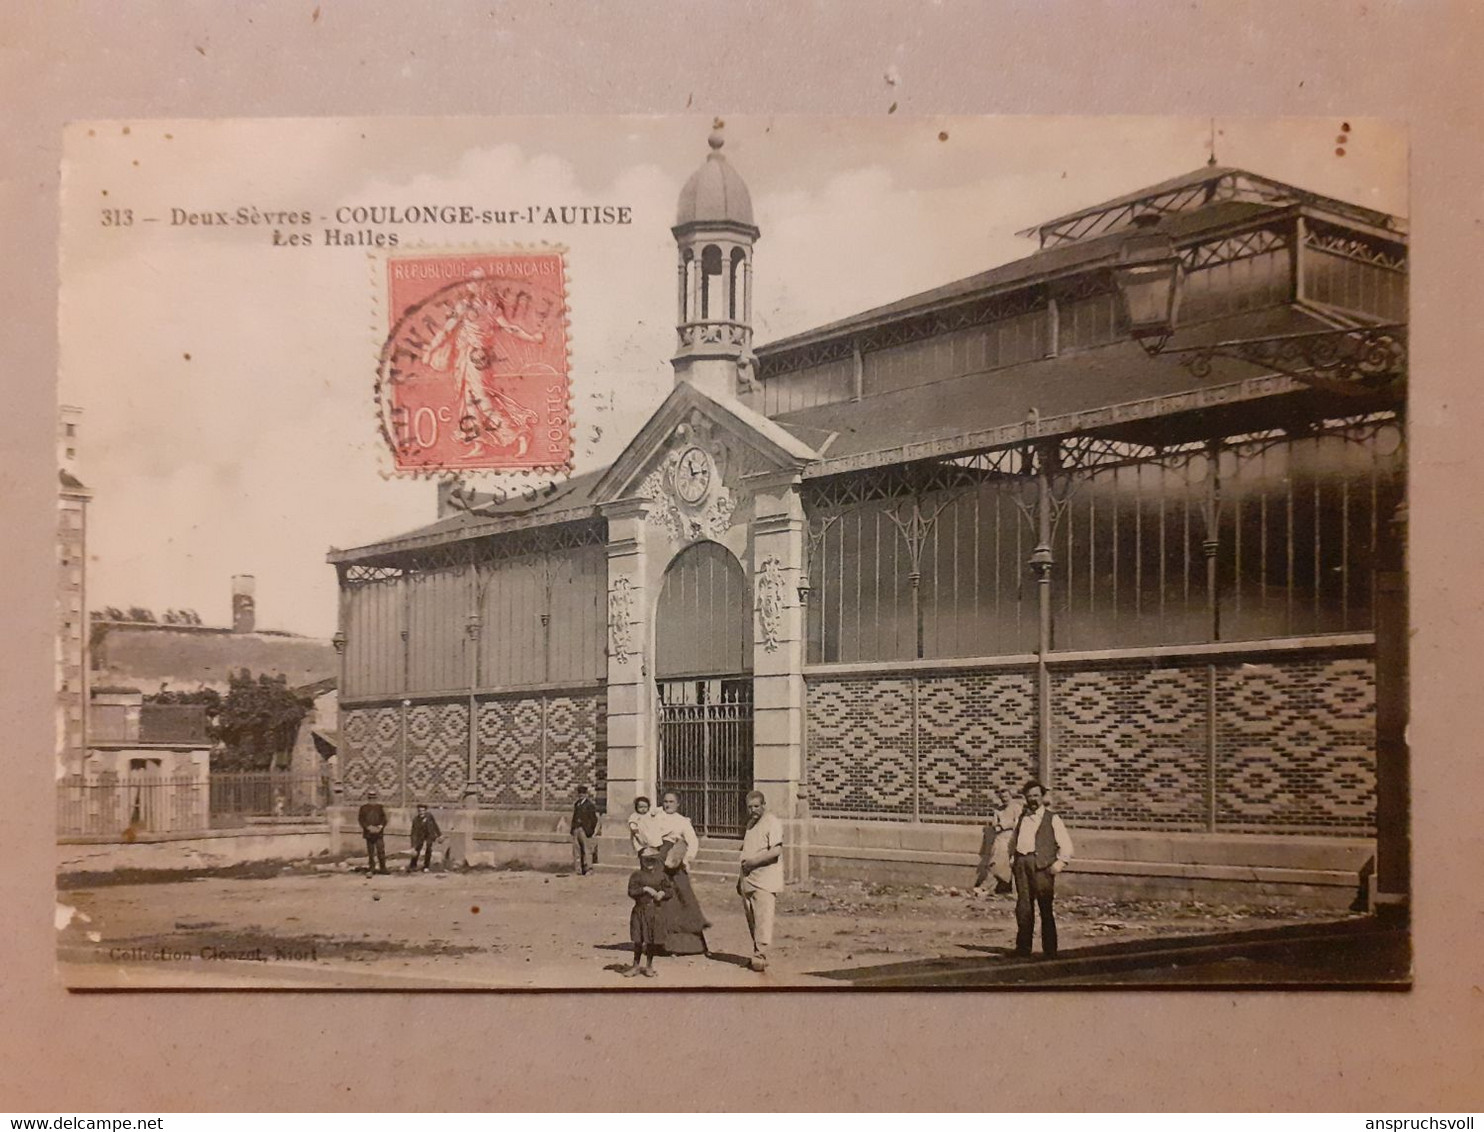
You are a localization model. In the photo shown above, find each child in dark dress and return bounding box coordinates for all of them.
[623,846,671,978]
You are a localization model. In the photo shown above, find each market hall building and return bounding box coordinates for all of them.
[328,137,1406,907]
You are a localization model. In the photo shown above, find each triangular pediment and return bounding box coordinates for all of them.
[592,383,819,505]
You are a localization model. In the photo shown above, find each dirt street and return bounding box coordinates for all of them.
[56,857,1354,989]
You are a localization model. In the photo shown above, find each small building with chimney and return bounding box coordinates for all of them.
[328,136,1406,906]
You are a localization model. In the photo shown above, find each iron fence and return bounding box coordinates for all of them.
[57,772,333,838]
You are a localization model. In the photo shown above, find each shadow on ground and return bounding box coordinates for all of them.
[809,915,1410,988]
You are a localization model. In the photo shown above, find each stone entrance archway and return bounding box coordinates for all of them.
[654,540,753,836]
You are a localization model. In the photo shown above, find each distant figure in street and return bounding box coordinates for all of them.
[738,790,785,973]
[407,803,442,872]
[972,791,1023,896]
[622,846,672,978]
[650,791,708,956]
[1010,780,1074,958]
[358,789,389,876]
[627,795,659,863]
[570,785,601,875]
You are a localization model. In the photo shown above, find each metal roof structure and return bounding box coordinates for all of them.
[330,166,1406,565]
[1021,165,1404,248]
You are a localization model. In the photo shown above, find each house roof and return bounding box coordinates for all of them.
[91,622,337,693]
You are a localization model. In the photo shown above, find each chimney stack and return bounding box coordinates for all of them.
[231,575,256,634]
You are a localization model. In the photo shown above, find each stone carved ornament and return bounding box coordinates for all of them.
[608,576,635,665]
[755,554,786,652]
[638,417,737,545]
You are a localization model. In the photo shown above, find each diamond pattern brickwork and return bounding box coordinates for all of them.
[544,693,601,801]
[474,691,603,809]
[917,672,1038,819]
[476,696,544,807]
[1215,657,1375,831]
[1052,665,1209,829]
[341,706,402,799]
[806,678,914,816]
[806,671,1037,819]
[405,701,469,804]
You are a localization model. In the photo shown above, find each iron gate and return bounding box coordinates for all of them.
[657,677,753,837]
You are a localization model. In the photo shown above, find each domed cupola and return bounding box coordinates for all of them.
[671,127,761,398]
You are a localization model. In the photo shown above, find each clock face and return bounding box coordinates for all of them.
[674,445,712,505]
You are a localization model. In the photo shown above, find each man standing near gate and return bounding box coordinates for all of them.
[569,785,601,875]
[1010,780,1073,958]
[738,789,785,973]
[358,788,389,876]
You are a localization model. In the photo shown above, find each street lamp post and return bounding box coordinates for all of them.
[1112,216,1409,916]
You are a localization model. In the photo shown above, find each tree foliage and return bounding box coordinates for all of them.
[147,671,312,771]
[216,670,314,771]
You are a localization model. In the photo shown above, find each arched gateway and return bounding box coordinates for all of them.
[653,541,753,836]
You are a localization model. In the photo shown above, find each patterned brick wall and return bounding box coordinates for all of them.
[341,689,604,810]
[1052,665,1209,829]
[405,701,469,804]
[918,673,1038,818]
[806,678,915,816]
[476,691,603,809]
[807,651,1375,833]
[807,671,1037,820]
[1214,657,1374,831]
[341,705,402,798]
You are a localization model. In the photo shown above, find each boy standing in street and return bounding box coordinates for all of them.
[407,803,442,872]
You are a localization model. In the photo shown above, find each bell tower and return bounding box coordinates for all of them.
[672,127,761,400]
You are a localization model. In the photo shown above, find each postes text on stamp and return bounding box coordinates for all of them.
[378,250,571,474]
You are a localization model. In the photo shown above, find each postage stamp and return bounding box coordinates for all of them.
[377,250,571,475]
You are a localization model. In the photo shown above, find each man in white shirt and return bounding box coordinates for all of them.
[1010,780,1074,958]
[738,789,785,973]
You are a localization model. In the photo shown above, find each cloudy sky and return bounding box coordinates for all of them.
[59,116,1406,638]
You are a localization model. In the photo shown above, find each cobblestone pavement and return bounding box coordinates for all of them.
[56,857,1368,989]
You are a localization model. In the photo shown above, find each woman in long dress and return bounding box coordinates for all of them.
[647,791,709,956]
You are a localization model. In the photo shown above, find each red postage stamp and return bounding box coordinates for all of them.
[377,250,571,474]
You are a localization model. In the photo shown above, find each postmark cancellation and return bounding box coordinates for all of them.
[376,249,572,476]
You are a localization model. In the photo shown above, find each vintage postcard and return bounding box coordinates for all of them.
[54,116,1410,990]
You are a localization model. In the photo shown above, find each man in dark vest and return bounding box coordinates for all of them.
[407,803,442,872]
[358,789,389,876]
[1010,780,1074,958]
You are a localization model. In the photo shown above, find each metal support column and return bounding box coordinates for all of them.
[1204,439,1222,642]
[1205,664,1218,832]
[464,565,482,804]
[1373,493,1409,916]
[1031,443,1057,787]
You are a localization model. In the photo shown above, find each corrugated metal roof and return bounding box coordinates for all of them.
[754,200,1274,357]
[328,468,608,561]
[771,306,1343,466]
